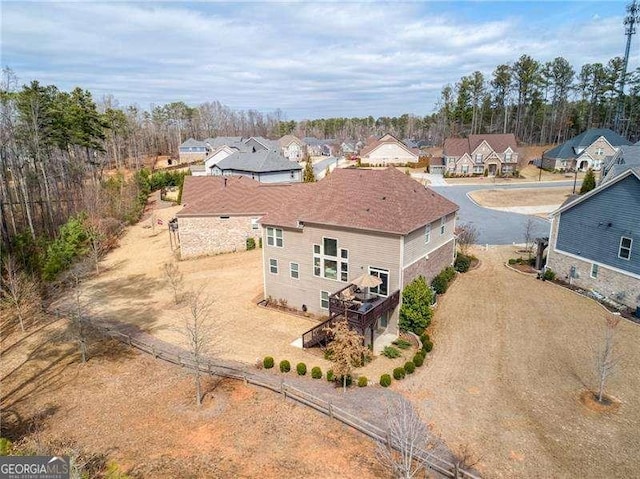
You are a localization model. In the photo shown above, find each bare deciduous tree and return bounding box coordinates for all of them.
[163,261,184,304]
[452,443,482,477]
[69,276,90,363]
[1,255,41,332]
[324,319,371,392]
[455,223,479,255]
[376,398,431,479]
[522,217,536,259]
[596,315,621,403]
[182,287,217,406]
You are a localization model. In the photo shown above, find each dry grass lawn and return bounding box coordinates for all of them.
[399,246,640,478]
[469,186,574,208]
[444,165,584,185]
[0,319,388,478]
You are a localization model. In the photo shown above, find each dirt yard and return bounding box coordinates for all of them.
[0,319,388,478]
[399,246,640,478]
[469,186,574,208]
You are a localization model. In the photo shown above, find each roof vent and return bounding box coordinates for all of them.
[382,196,386,200]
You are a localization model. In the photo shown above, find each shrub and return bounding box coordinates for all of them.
[423,340,433,353]
[380,374,392,387]
[393,367,406,380]
[246,237,256,250]
[0,438,12,455]
[296,362,307,376]
[580,168,596,194]
[43,214,90,280]
[279,360,291,373]
[258,237,263,248]
[404,361,416,374]
[311,366,322,379]
[431,274,449,294]
[263,356,274,369]
[420,332,430,344]
[337,375,353,387]
[358,376,368,387]
[442,266,456,282]
[382,346,401,358]
[323,348,333,360]
[326,369,335,382]
[413,353,424,367]
[543,268,556,281]
[454,254,471,273]
[392,338,412,350]
[399,276,434,333]
[508,258,517,265]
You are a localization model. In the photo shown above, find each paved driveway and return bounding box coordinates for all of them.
[431,181,575,245]
[313,156,339,177]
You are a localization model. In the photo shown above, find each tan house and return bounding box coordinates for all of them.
[359,134,420,165]
[278,135,306,161]
[443,134,518,176]
[260,167,458,350]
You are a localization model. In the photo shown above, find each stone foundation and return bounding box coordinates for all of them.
[178,215,260,259]
[403,241,455,287]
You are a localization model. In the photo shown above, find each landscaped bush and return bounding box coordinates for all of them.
[404,361,416,374]
[508,258,517,265]
[358,376,368,387]
[380,374,392,387]
[420,332,430,344]
[296,362,307,376]
[263,356,274,369]
[279,360,291,373]
[382,346,401,358]
[393,367,406,380]
[326,369,335,382]
[543,268,556,281]
[413,353,424,367]
[442,266,456,282]
[399,276,434,334]
[246,237,256,250]
[323,348,333,360]
[454,254,471,273]
[423,340,433,353]
[258,237,262,248]
[431,274,448,294]
[311,366,322,379]
[392,338,412,350]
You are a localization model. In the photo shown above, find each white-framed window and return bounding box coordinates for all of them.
[320,291,329,310]
[440,216,446,235]
[251,218,259,230]
[505,152,512,162]
[448,157,456,165]
[461,164,469,174]
[313,238,348,281]
[590,263,599,278]
[269,258,278,274]
[425,224,431,244]
[290,262,299,279]
[596,147,604,156]
[267,227,283,247]
[619,236,632,260]
[473,166,483,174]
[475,153,483,163]
[369,267,389,297]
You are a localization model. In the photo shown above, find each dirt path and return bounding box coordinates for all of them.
[399,246,640,478]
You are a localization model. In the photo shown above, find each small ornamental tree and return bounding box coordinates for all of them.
[303,155,316,183]
[324,319,371,392]
[455,223,479,255]
[399,276,434,334]
[580,168,596,194]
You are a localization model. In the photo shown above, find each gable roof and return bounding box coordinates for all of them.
[245,137,278,150]
[278,135,305,148]
[552,168,640,216]
[216,149,303,173]
[360,134,420,158]
[180,138,206,148]
[544,128,631,160]
[179,167,459,235]
[443,134,517,157]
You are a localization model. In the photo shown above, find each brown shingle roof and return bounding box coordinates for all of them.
[178,168,458,235]
[444,134,518,156]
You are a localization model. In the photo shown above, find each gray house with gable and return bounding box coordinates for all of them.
[210,149,302,183]
[546,168,640,310]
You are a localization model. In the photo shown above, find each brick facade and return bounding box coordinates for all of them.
[178,215,260,259]
[402,240,455,288]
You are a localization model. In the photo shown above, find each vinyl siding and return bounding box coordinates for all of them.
[364,143,418,164]
[554,174,640,276]
[403,214,456,266]
[262,224,401,315]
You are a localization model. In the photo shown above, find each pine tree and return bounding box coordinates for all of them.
[303,156,316,183]
[580,168,596,194]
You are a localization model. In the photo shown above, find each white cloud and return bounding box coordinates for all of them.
[0,1,633,119]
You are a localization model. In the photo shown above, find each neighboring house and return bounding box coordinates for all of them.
[279,135,306,161]
[402,139,419,149]
[428,156,445,175]
[546,168,640,310]
[600,145,640,184]
[443,134,518,176]
[209,149,302,183]
[359,134,420,165]
[177,167,459,350]
[245,136,278,152]
[260,167,458,350]
[541,128,631,172]
[341,142,356,155]
[178,138,208,163]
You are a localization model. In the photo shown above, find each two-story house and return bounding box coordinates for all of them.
[443,134,518,176]
[546,167,640,310]
[600,145,640,184]
[359,134,420,165]
[279,135,306,161]
[260,167,458,350]
[541,128,631,172]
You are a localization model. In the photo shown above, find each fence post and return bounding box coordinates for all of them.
[128,335,132,347]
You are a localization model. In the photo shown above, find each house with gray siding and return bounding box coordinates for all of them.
[600,145,640,184]
[210,149,302,183]
[178,138,208,163]
[546,168,640,310]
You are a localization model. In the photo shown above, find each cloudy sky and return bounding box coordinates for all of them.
[1,1,635,119]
